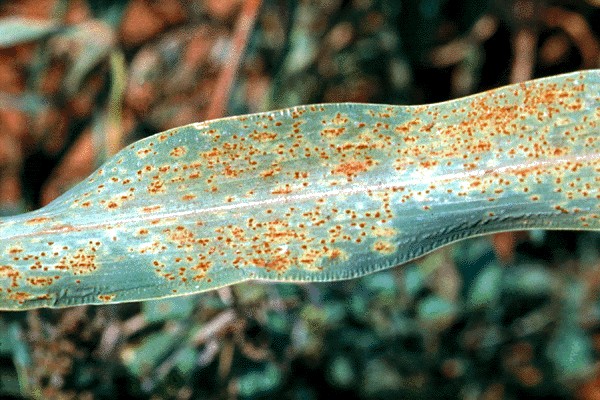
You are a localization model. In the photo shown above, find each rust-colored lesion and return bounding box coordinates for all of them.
[260,166,282,178]
[326,247,347,261]
[331,159,375,180]
[26,276,54,286]
[9,291,33,304]
[0,265,22,288]
[223,165,244,178]
[372,240,397,254]
[370,226,397,237]
[7,246,23,255]
[25,217,53,225]
[191,260,212,272]
[330,112,349,125]
[164,226,198,249]
[252,255,291,273]
[147,178,166,194]
[142,205,163,213]
[98,294,116,302]
[320,127,346,138]
[271,184,294,195]
[55,245,99,275]
[249,131,278,141]
[170,146,187,157]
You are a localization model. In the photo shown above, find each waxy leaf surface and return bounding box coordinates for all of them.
[0,70,599,309]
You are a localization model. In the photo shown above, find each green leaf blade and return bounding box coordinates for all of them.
[0,70,598,309]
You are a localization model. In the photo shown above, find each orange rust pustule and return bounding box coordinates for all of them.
[252,255,292,272]
[0,265,21,288]
[98,294,116,302]
[372,241,397,254]
[170,146,187,157]
[9,292,33,304]
[54,245,99,275]
[26,276,54,286]
[25,217,53,225]
[332,159,374,179]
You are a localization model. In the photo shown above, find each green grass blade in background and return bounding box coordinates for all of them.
[0,17,60,47]
[0,70,598,310]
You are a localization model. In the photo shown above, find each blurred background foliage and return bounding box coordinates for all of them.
[0,0,600,398]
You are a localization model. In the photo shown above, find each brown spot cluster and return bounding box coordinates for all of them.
[104,187,136,209]
[0,264,21,289]
[249,131,278,142]
[9,292,32,303]
[321,127,346,138]
[26,276,54,286]
[252,255,291,272]
[332,159,375,180]
[25,217,53,225]
[170,146,187,157]
[7,246,23,255]
[147,178,166,194]
[98,294,116,302]
[54,242,100,275]
[373,241,396,254]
